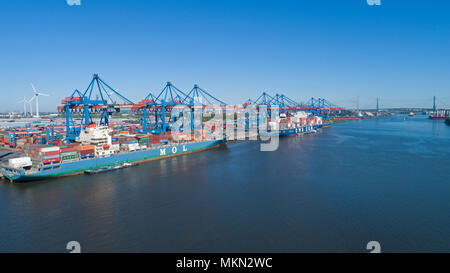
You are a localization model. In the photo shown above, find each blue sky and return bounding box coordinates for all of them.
[1,0,450,112]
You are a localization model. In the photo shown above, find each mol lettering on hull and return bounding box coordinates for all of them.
[160,145,188,156]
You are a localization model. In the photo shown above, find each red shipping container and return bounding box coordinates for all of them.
[60,147,76,153]
[80,149,95,155]
[67,143,80,147]
[41,150,60,156]
[43,158,60,164]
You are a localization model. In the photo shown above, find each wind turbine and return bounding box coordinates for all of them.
[27,96,34,117]
[27,96,35,117]
[18,96,27,117]
[30,83,50,118]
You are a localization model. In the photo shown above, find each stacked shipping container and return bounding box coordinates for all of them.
[23,145,61,165]
[75,145,95,159]
[60,143,80,162]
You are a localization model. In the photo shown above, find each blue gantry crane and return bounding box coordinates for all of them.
[136,83,228,134]
[183,84,227,131]
[58,74,135,143]
[305,97,344,120]
[137,82,190,133]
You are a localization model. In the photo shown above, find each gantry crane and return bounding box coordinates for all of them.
[57,74,135,143]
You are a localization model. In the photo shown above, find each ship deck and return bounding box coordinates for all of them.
[0,148,26,179]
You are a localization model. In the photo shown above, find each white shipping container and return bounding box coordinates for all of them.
[127,143,140,151]
[9,157,32,168]
[39,146,60,153]
[111,144,120,151]
[60,151,78,156]
[294,111,308,118]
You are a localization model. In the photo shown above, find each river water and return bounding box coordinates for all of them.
[1,115,449,253]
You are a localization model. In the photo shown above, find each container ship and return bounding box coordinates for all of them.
[428,110,449,120]
[269,111,324,136]
[0,124,225,183]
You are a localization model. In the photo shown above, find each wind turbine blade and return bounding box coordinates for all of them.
[38,93,50,96]
[31,83,37,93]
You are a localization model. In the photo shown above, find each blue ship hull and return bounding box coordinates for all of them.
[1,139,225,183]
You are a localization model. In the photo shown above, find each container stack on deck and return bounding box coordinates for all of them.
[8,157,32,170]
[60,144,80,162]
[137,134,150,148]
[122,136,139,152]
[76,145,95,159]
[41,147,61,164]
[111,135,120,151]
[23,145,61,166]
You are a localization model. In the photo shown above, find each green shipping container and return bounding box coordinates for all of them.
[62,155,77,161]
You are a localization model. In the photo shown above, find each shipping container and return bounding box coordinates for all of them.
[40,146,60,153]
[42,154,61,160]
[79,149,95,155]
[60,146,78,153]
[60,151,78,156]
[40,150,60,157]
[9,157,32,168]
[43,158,60,164]
[61,155,77,161]
[76,144,95,151]
[80,153,94,158]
